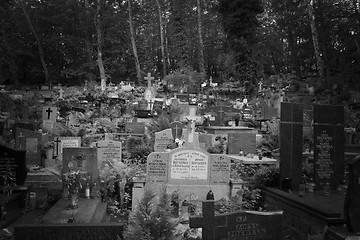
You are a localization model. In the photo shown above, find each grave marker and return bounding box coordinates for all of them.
[190,200,283,240]
[0,145,27,185]
[154,129,174,152]
[228,132,257,155]
[280,102,303,191]
[146,152,169,184]
[15,128,43,166]
[62,147,98,182]
[125,122,145,134]
[53,136,81,157]
[313,104,344,190]
[42,106,57,122]
[96,140,122,168]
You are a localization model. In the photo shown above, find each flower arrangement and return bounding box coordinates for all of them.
[167,138,185,150]
[63,170,88,191]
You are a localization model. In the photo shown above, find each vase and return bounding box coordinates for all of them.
[70,192,79,208]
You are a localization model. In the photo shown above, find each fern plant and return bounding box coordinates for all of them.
[124,188,177,240]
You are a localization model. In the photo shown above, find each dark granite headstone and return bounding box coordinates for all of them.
[344,155,360,232]
[280,102,303,191]
[260,102,278,119]
[228,132,257,154]
[15,128,43,166]
[190,200,283,240]
[0,120,5,136]
[313,105,344,190]
[134,109,152,118]
[0,145,27,185]
[14,223,124,240]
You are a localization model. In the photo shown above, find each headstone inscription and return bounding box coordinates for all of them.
[0,145,27,185]
[96,140,122,168]
[42,106,57,122]
[189,200,283,240]
[154,129,174,152]
[280,102,303,191]
[313,105,344,190]
[53,137,81,157]
[227,132,257,155]
[15,128,43,166]
[344,155,360,232]
[145,146,231,199]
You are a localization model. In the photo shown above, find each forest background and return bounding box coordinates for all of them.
[1,0,360,94]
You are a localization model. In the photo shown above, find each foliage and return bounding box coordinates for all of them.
[260,119,280,158]
[63,170,88,190]
[125,136,152,163]
[124,188,177,240]
[207,135,227,154]
[252,165,280,189]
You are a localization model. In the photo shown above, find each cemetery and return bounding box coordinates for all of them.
[2,1,360,240]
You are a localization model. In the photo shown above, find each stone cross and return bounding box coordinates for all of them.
[259,81,263,92]
[58,86,64,99]
[186,118,196,143]
[189,200,227,240]
[144,72,154,88]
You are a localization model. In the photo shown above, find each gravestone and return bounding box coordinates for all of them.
[144,72,155,101]
[260,102,278,119]
[190,200,283,240]
[154,129,174,152]
[15,128,43,166]
[67,113,79,126]
[344,155,360,232]
[0,145,27,185]
[313,105,344,190]
[138,99,148,110]
[96,140,122,168]
[42,120,54,132]
[42,106,57,122]
[200,106,242,126]
[227,132,257,155]
[145,146,231,200]
[125,122,145,134]
[280,102,303,191]
[53,136,81,157]
[199,134,216,150]
[62,147,98,182]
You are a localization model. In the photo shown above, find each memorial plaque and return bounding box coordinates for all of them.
[168,147,210,185]
[154,129,174,152]
[146,152,169,184]
[228,132,257,154]
[0,145,27,185]
[170,121,183,139]
[210,155,230,184]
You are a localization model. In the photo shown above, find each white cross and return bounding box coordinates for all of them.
[144,72,154,88]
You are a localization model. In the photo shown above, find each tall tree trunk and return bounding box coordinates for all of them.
[197,0,206,81]
[155,0,167,79]
[95,0,106,90]
[20,1,50,88]
[84,0,94,83]
[128,0,141,85]
[308,0,326,84]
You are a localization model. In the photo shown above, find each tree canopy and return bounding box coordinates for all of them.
[1,0,360,91]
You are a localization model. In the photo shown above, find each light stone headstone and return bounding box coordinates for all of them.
[53,136,81,157]
[154,129,174,152]
[42,106,57,122]
[96,140,122,168]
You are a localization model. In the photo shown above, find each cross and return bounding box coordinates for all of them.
[58,88,64,99]
[144,72,154,88]
[189,200,227,240]
[46,107,53,119]
[218,108,224,126]
[54,137,61,156]
[186,118,196,143]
